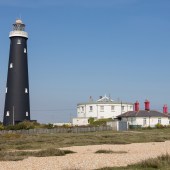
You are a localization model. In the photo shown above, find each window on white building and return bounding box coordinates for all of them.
[130,106,133,110]
[17,39,21,44]
[111,106,115,111]
[143,118,147,126]
[131,118,136,124]
[10,63,13,68]
[6,111,10,116]
[121,106,125,111]
[89,106,93,112]
[158,118,161,124]
[81,107,84,112]
[100,106,104,112]
[24,48,27,53]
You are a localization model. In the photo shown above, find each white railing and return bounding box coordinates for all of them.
[9,31,28,38]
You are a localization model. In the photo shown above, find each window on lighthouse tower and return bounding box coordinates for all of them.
[25,88,28,93]
[24,48,27,53]
[10,63,13,68]
[17,39,21,44]
[6,111,10,116]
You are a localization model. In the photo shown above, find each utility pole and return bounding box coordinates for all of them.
[13,106,15,125]
[121,101,122,115]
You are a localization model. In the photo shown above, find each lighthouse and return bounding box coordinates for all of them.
[3,19,30,125]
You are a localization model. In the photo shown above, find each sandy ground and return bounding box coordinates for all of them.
[1,141,170,170]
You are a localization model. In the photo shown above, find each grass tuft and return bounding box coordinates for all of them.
[138,153,170,169]
[95,150,127,154]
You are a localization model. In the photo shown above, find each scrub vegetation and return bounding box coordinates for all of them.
[1,123,170,162]
[0,148,75,161]
[0,128,170,151]
[0,121,54,130]
[97,153,170,170]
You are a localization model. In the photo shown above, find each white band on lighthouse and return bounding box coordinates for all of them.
[9,31,28,38]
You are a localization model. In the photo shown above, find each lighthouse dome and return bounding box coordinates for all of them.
[9,19,28,38]
[16,19,23,24]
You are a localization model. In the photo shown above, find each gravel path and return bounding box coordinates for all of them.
[1,141,170,170]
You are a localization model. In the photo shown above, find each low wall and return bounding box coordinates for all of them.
[0,126,112,134]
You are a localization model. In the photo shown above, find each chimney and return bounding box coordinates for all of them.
[134,101,139,112]
[144,100,150,111]
[163,104,168,114]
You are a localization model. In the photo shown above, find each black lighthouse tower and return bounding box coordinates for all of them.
[3,19,30,125]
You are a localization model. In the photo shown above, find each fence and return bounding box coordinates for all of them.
[0,126,112,135]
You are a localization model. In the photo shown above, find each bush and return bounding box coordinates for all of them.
[88,117,95,124]
[5,121,36,130]
[89,118,113,126]
[0,124,4,130]
[41,123,54,129]
[155,123,164,129]
[62,124,71,128]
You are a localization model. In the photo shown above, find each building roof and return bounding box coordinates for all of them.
[77,95,133,106]
[77,101,133,105]
[97,95,113,102]
[117,110,169,118]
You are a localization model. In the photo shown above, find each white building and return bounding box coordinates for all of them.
[117,101,170,127]
[72,95,133,126]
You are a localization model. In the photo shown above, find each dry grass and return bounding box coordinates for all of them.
[95,149,127,154]
[0,148,75,161]
[97,153,170,170]
[0,128,170,151]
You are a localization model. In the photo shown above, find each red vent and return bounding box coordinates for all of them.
[163,104,168,114]
[134,101,139,112]
[144,100,150,111]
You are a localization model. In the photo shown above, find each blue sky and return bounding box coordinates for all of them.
[0,0,170,123]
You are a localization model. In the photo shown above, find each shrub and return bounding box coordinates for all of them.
[89,118,113,126]
[41,123,54,129]
[155,123,164,129]
[62,124,71,128]
[0,124,4,130]
[5,121,36,130]
[88,117,95,124]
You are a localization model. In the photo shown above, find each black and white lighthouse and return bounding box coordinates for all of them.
[3,19,30,125]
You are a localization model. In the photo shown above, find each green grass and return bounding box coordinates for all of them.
[97,153,170,170]
[1,128,170,151]
[95,150,127,154]
[0,148,75,161]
